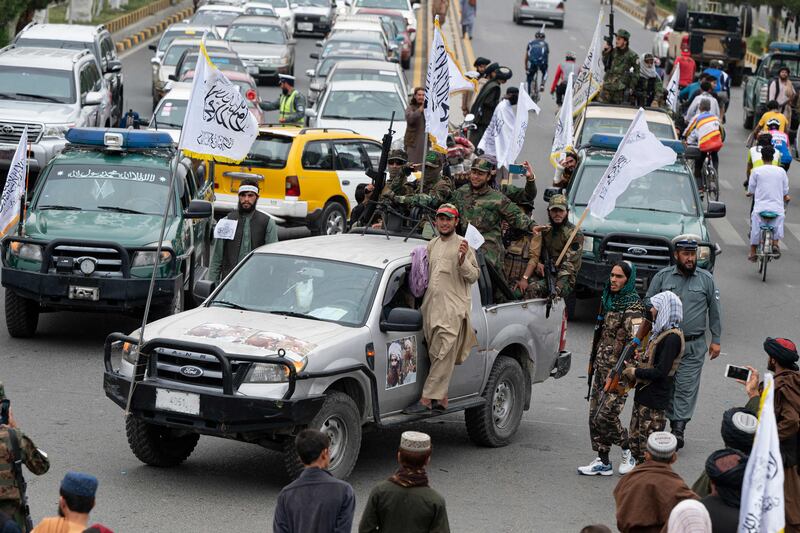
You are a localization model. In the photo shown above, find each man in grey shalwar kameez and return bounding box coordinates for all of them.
[460,0,476,39]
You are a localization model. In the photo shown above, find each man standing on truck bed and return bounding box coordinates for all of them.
[404,204,479,415]
[209,180,278,283]
[598,29,639,105]
[646,237,722,450]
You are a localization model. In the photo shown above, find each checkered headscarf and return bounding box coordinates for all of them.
[650,290,683,337]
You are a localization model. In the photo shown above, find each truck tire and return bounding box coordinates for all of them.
[740,5,753,38]
[673,2,688,32]
[283,391,362,480]
[5,291,39,338]
[125,417,200,467]
[465,356,526,447]
[314,201,347,235]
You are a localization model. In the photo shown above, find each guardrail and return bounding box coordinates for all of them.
[106,0,173,34]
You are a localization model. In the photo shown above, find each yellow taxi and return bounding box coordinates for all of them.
[210,126,383,234]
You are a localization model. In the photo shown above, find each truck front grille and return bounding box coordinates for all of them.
[0,122,43,144]
[154,348,247,390]
[603,236,672,268]
[51,245,123,277]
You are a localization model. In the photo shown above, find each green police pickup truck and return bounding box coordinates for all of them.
[742,42,800,131]
[545,134,725,301]
[1,128,214,338]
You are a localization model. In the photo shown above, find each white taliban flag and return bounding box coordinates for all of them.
[477,99,515,163]
[448,52,476,94]
[0,127,28,237]
[424,18,451,153]
[586,108,677,219]
[551,71,575,168]
[498,82,540,169]
[572,12,605,117]
[180,42,258,163]
[738,372,785,533]
[665,63,681,113]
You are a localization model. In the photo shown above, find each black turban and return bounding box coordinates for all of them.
[705,448,748,507]
[720,407,756,454]
[764,337,800,371]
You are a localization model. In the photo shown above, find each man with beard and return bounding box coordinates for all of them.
[646,236,722,449]
[552,149,578,189]
[516,194,582,299]
[470,65,511,145]
[700,448,748,533]
[209,180,278,282]
[259,74,306,126]
[387,343,403,388]
[32,472,103,533]
[740,338,800,532]
[404,204,479,414]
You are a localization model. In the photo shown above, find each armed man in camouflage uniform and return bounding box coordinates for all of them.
[0,383,50,532]
[598,29,640,105]
[577,262,646,477]
[503,197,541,293]
[515,194,582,298]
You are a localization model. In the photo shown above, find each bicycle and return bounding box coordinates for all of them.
[754,210,779,282]
[698,152,720,207]
[527,69,541,103]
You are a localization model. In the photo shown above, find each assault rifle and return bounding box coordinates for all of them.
[8,428,33,532]
[541,245,558,319]
[604,0,615,72]
[363,112,395,227]
[586,306,605,401]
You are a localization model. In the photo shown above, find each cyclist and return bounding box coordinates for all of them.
[746,133,781,187]
[702,59,730,116]
[747,145,790,261]
[683,98,722,192]
[550,51,577,106]
[766,118,793,171]
[525,29,549,96]
[751,100,789,141]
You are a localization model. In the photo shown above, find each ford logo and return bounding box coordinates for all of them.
[627,246,648,256]
[1,125,14,135]
[179,365,204,378]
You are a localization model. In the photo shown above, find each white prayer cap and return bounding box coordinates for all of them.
[238,184,259,195]
[647,431,677,460]
[400,431,431,452]
[732,411,757,434]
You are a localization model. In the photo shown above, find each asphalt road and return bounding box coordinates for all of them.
[1,0,799,531]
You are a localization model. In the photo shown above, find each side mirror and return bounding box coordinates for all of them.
[408,27,416,33]
[287,39,297,45]
[185,199,213,219]
[106,59,123,73]
[305,68,315,77]
[83,91,103,106]
[305,108,318,118]
[310,53,320,59]
[315,41,323,47]
[194,279,216,301]
[168,74,178,81]
[703,200,726,219]
[543,187,562,203]
[379,307,422,332]
[309,82,322,91]
[150,57,161,65]
[389,57,400,64]
[412,3,421,9]
[464,113,475,123]
[148,43,158,51]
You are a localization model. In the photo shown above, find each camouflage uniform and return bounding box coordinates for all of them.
[628,403,667,463]
[0,386,50,532]
[527,195,583,298]
[588,302,646,455]
[503,228,542,288]
[598,33,640,105]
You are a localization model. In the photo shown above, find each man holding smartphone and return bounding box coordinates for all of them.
[0,382,51,532]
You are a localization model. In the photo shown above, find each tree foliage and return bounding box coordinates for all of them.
[0,0,61,44]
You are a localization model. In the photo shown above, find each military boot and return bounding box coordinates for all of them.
[670,420,687,450]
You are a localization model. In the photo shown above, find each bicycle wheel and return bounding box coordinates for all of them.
[707,165,720,202]
[530,72,540,103]
[761,253,768,281]
[761,229,772,282]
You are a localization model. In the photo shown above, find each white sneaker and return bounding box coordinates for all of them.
[618,449,636,475]
[577,457,613,476]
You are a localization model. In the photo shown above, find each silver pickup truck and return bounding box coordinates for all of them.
[103,233,572,479]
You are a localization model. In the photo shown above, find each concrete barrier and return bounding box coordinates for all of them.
[113,6,194,52]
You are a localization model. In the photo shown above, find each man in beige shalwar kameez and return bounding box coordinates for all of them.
[404,204,479,415]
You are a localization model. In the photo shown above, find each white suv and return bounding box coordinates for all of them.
[0,46,113,176]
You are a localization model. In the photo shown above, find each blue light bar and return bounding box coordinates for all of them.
[587,133,685,154]
[66,128,174,149]
[768,42,800,53]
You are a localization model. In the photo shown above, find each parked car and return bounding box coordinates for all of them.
[148,23,219,61]
[246,0,295,33]
[293,0,336,35]
[305,50,389,103]
[0,47,113,178]
[350,0,417,38]
[152,38,232,107]
[190,5,245,37]
[512,0,565,28]
[308,80,407,141]
[573,103,678,147]
[225,15,296,82]
[103,232,571,479]
[309,58,408,104]
[14,22,123,125]
[355,7,415,68]
[1,128,214,337]
[181,69,265,123]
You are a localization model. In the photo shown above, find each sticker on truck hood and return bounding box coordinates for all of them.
[186,323,317,357]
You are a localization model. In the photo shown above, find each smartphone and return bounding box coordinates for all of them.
[725,364,751,382]
[0,399,9,426]
[508,164,525,175]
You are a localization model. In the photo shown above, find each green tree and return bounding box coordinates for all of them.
[0,0,61,45]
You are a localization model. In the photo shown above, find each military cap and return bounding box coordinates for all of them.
[388,148,408,163]
[548,194,569,211]
[616,28,631,40]
[435,204,459,219]
[473,56,491,67]
[495,67,513,81]
[424,150,441,168]
[278,73,296,84]
[61,472,98,498]
[471,157,495,173]
[647,431,677,460]
[672,233,699,251]
[400,431,431,452]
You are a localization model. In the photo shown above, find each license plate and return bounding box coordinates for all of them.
[155,388,200,416]
[298,22,313,31]
[247,66,259,74]
[68,285,99,301]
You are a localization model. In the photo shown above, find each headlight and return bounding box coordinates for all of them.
[583,236,595,253]
[9,241,43,262]
[122,341,139,365]
[244,357,307,383]
[131,250,172,267]
[43,123,75,138]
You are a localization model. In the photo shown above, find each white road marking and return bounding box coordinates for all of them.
[709,217,747,246]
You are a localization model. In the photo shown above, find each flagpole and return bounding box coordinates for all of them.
[18,138,30,236]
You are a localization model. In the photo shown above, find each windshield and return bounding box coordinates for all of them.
[294,0,330,6]
[579,117,676,143]
[330,68,399,85]
[211,254,380,326]
[244,136,293,168]
[354,0,409,9]
[191,11,241,26]
[0,66,75,104]
[573,165,699,216]
[249,0,289,6]
[322,89,403,120]
[323,41,385,57]
[688,13,739,32]
[158,30,211,51]
[152,98,187,129]
[164,43,199,66]
[244,6,276,16]
[764,56,800,78]
[35,164,173,215]
[179,54,246,77]
[226,24,286,44]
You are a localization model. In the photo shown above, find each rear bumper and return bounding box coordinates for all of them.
[518,6,564,21]
[294,20,332,34]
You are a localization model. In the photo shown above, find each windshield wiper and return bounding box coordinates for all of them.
[13,92,63,103]
[98,205,147,215]
[37,205,82,211]
[321,114,352,120]
[210,300,249,310]
[269,310,321,321]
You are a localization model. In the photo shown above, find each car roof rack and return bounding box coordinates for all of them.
[582,133,685,155]
[298,127,358,134]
